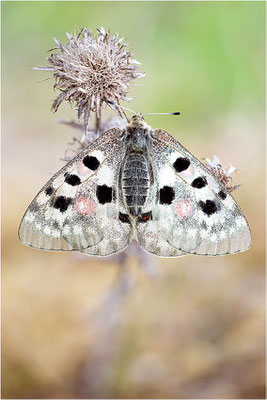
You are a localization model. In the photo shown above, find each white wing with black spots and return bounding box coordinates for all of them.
[19,128,133,256]
[136,128,251,256]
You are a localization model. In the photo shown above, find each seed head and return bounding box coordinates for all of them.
[36,27,145,131]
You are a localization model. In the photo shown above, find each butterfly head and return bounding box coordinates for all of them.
[125,114,150,150]
[130,114,148,128]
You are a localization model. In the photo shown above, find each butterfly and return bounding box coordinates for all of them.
[18,114,251,257]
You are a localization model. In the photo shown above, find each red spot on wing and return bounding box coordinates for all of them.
[77,160,91,175]
[142,215,149,221]
[180,164,194,177]
[75,197,96,216]
[174,199,193,219]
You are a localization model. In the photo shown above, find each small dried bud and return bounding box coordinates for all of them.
[36,27,145,131]
[204,155,241,192]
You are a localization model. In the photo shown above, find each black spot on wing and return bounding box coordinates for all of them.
[96,185,112,204]
[191,176,207,189]
[199,200,217,216]
[173,157,190,172]
[53,196,72,213]
[45,186,54,196]
[218,190,227,200]
[65,174,81,186]
[137,211,152,223]
[119,213,131,224]
[83,155,100,171]
[159,186,175,205]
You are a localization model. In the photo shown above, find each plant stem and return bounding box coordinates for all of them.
[95,111,101,134]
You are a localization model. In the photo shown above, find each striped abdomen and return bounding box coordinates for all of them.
[122,153,149,216]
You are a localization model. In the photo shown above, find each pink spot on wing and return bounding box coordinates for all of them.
[174,199,193,219]
[180,164,194,177]
[77,160,90,175]
[76,197,96,216]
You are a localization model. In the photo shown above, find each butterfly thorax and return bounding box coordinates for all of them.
[125,115,149,151]
[122,117,151,216]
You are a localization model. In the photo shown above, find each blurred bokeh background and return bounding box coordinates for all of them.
[2,1,265,398]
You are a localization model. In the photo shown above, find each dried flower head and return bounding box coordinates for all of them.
[36,27,144,132]
[204,155,241,192]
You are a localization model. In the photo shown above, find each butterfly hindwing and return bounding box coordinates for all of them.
[135,185,186,258]
[136,128,251,257]
[19,128,133,256]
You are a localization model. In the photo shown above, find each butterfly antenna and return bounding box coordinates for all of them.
[118,105,138,114]
[107,100,138,122]
[145,112,181,116]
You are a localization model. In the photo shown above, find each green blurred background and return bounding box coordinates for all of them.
[2,1,265,398]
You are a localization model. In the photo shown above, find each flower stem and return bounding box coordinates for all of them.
[95,112,101,134]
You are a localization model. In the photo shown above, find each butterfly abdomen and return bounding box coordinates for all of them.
[122,153,149,216]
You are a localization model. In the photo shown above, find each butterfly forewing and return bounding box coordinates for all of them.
[19,128,133,255]
[139,128,251,256]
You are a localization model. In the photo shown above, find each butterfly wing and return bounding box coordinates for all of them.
[136,128,251,256]
[18,128,133,256]
[135,203,186,258]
